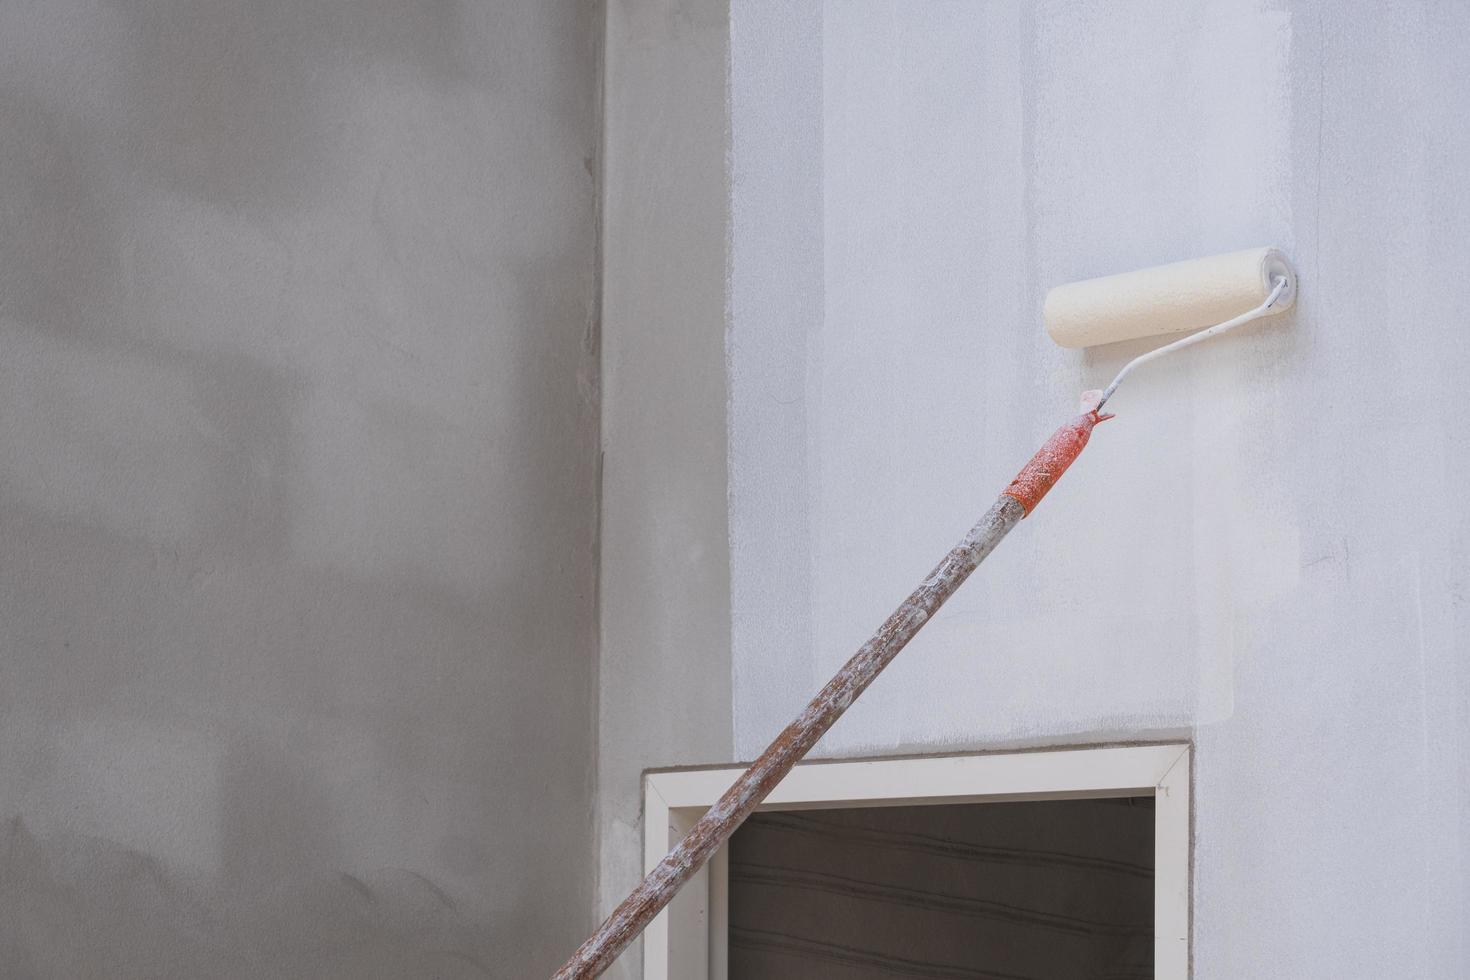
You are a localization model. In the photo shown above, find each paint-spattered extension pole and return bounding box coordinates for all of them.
[550,407,1110,980]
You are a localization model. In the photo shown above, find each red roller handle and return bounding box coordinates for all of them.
[1002,408,1112,515]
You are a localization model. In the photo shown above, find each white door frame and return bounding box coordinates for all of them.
[642,742,1191,980]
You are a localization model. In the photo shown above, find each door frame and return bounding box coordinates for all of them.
[642,742,1191,979]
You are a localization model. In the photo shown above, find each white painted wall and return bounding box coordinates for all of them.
[730,1,1468,976]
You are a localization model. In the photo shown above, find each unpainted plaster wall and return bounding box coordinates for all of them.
[0,2,600,976]
[730,1,1468,976]
[597,1,733,979]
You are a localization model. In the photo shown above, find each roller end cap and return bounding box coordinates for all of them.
[1261,247,1298,313]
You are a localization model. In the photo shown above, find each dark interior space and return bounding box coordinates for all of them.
[729,797,1154,979]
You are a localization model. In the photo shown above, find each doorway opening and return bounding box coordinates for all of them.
[729,797,1153,978]
[641,743,1188,979]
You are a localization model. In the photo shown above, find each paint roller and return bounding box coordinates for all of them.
[550,246,1298,980]
[1047,246,1296,411]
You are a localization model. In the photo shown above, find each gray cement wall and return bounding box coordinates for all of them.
[0,3,600,977]
[596,2,733,978]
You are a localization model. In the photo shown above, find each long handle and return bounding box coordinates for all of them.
[551,408,1110,980]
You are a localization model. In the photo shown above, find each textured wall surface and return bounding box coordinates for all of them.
[596,1,733,978]
[0,2,600,976]
[730,1,1468,976]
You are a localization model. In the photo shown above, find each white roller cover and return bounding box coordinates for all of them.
[1043,246,1297,349]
